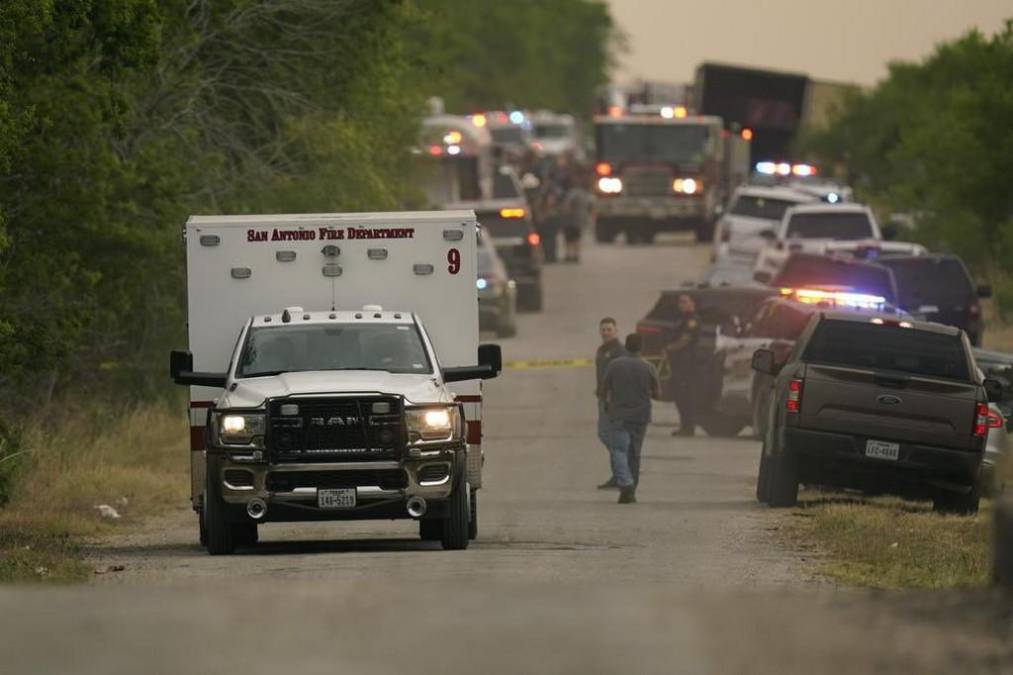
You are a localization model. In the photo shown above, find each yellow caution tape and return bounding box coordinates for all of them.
[504,358,593,370]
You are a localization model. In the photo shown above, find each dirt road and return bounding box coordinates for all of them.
[4,237,1012,673]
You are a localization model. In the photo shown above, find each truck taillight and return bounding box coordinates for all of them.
[974,402,989,437]
[527,232,541,247]
[595,162,612,176]
[786,379,803,413]
[988,408,1004,429]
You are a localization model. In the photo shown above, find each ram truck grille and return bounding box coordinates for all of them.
[267,396,404,462]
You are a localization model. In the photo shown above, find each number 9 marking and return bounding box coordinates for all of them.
[448,248,461,275]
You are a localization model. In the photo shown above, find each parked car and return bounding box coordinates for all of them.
[704,288,906,438]
[752,203,923,283]
[635,285,780,433]
[450,195,544,311]
[769,253,899,306]
[879,254,991,346]
[712,186,816,265]
[477,230,517,338]
[974,348,1013,495]
[753,312,1003,513]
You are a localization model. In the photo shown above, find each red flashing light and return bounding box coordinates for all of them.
[607,105,623,118]
[741,128,754,141]
[428,145,442,156]
[595,162,612,176]
[527,232,541,247]
[786,378,803,413]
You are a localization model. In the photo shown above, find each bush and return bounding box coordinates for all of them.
[0,421,24,506]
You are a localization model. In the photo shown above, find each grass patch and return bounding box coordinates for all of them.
[786,490,991,589]
[0,400,189,583]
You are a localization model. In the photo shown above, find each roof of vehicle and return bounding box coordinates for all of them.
[818,310,961,336]
[251,309,416,327]
[662,284,779,299]
[187,210,476,227]
[785,202,871,216]
[731,185,817,202]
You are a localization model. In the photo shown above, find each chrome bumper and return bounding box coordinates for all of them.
[215,452,460,508]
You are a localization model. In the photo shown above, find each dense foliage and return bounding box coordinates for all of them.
[0,0,618,420]
[802,21,1013,312]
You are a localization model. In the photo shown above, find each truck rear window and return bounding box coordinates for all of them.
[803,320,969,381]
[785,212,873,240]
[730,196,801,221]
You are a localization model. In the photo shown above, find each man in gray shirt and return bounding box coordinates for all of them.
[598,333,661,504]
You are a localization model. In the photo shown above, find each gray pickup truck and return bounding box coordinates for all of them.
[753,311,1003,514]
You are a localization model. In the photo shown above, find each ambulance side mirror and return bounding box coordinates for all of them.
[478,344,503,374]
[170,349,228,388]
[443,344,503,382]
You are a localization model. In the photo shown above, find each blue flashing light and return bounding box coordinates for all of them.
[476,278,488,290]
[826,192,840,203]
[509,110,525,124]
[756,161,776,175]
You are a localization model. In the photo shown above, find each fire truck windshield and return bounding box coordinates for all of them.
[596,123,710,164]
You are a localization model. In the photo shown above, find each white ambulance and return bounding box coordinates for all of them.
[170,211,501,554]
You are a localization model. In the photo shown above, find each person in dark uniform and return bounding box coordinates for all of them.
[595,317,626,489]
[666,293,701,437]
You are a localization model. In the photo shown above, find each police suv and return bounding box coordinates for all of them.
[170,211,501,554]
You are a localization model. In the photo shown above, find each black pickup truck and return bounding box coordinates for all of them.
[753,311,1003,514]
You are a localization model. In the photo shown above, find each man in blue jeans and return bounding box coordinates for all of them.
[595,317,626,489]
[598,333,660,504]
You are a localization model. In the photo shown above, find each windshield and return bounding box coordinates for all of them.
[773,258,896,302]
[237,324,432,377]
[730,195,804,221]
[535,124,571,139]
[785,212,874,240]
[596,123,710,164]
[881,258,973,307]
[804,320,969,381]
[491,127,526,144]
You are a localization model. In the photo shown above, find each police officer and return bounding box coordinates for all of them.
[665,293,701,437]
[595,317,626,489]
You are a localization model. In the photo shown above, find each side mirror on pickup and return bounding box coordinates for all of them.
[169,349,228,388]
[751,348,780,376]
[978,284,993,299]
[984,378,1004,403]
[759,229,777,241]
[443,344,503,382]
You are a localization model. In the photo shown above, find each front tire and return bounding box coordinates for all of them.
[440,470,470,550]
[203,457,237,555]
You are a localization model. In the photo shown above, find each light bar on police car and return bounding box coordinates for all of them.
[780,287,886,309]
[597,176,623,194]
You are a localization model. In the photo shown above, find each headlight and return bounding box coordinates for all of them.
[217,413,266,446]
[406,406,460,443]
[597,176,623,194]
[673,178,700,194]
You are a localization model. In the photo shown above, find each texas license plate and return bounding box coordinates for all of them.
[318,488,356,509]
[865,440,900,461]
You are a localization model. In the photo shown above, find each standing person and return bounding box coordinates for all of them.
[666,293,701,437]
[595,317,626,489]
[599,333,661,504]
[562,164,593,263]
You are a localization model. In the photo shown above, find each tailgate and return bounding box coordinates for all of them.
[799,364,980,450]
